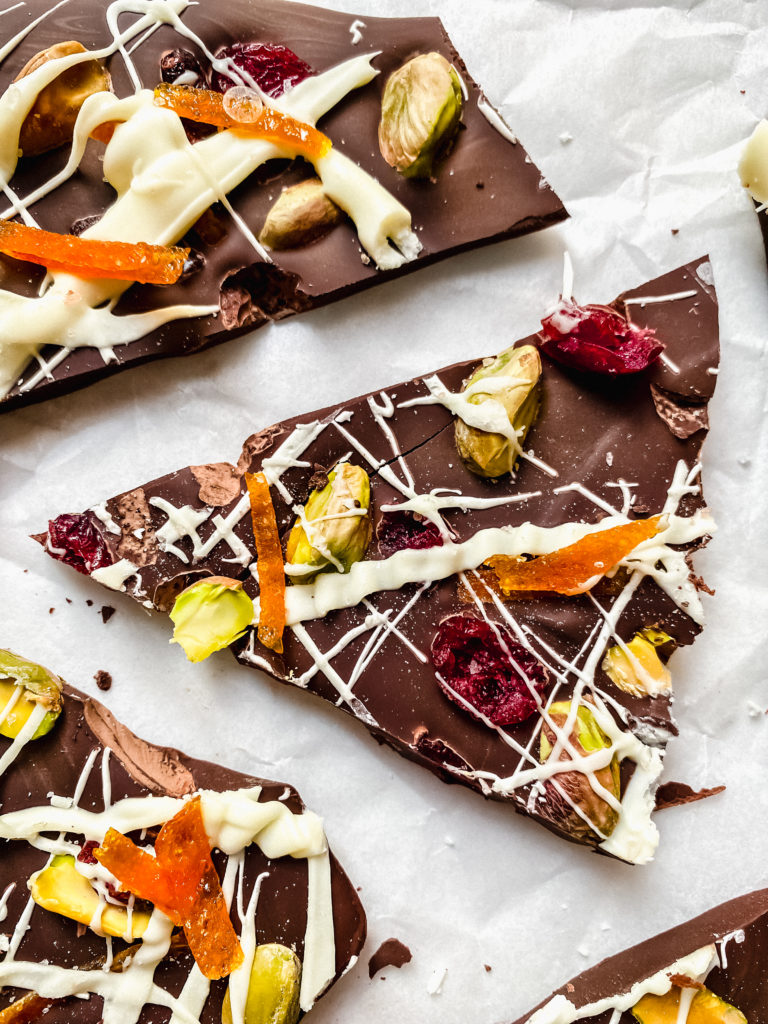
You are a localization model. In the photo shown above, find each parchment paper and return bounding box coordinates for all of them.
[2,1,768,1021]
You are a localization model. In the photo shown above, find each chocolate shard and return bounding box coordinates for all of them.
[368,938,412,978]
[507,889,768,1023]
[36,259,719,865]
[654,780,726,811]
[0,0,566,412]
[0,670,366,1022]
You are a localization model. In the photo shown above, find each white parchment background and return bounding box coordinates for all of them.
[2,0,768,1021]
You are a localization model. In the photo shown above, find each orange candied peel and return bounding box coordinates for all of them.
[153,82,332,159]
[487,516,664,597]
[0,221,189,284]
[95,796,243,980]
[245,471,286,654]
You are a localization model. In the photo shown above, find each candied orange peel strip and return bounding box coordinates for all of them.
[245,471,286,654]
[95,796,243,980]
[153,83,332,158]
[0,222,189,284]
[487,516,664,597]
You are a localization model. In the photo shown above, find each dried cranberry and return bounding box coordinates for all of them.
[538,299,664,375]
[377,511,443,559]
[77,840,99,864]
[160,48,207,88]
[46,513,113,576]
[211,43,314,99]
[431,615,549,726]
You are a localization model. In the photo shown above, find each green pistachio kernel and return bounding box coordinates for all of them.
[221,943,301,1024]
[169,576,254,663]
[378,52,463,179]
[0,649,63,741]
[454,344,542,479]
[285,463,371,582]
[538,700,621,842]
[602,629,673,698]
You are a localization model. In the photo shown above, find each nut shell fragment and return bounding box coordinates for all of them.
[16,41,112,157]
[259,179,343,250]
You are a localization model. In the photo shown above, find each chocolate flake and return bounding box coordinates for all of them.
[94,669,113,691]
[654,781,726,811]
[100,606,115,624]
[368,938,412,978]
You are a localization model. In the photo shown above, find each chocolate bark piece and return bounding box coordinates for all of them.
[36,258,719,864]
[508,889,768,1023]
[0,0,566,412]
[0,681,366,1022]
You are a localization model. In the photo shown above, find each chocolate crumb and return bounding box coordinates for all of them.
[484,964,492,973]
[669,973,704,990]
[655,781,725,811]
[66,598,72,604]
[100,605,116,624]
[368,938,412,979]
[86,599,93,607]
[94,670,113,692]
[671,228,679,235]
[48,607,54,614]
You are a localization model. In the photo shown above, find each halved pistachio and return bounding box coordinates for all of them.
[602,629,673,698]
[222,943,301,1024]
[16,41,112,157]
[169,577,254,663]
[739,119,768,205]
[29,854,151,939]
[285,463,371,582]
[259,179,343,250]
[632,984,746,1024]
[538,700,620,842]
[0,649,63,741]
[378,52,463,179]
[454,344,542,478]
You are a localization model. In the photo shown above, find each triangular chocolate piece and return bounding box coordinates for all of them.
[37,258,719,865]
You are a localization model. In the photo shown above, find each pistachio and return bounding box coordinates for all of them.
[538,699,620,842]
[632,984,746,1024]
[602,629,673,698]
[259,178,343,250]
[0,649,63,741]
[222,943,301,1024]
[169,576,254,663]
[739,119,768,205]
[285,463,371,581]
[454,344,542,478]
[29,854,151,939]
[378,52,463,179]
[15,41,112,157]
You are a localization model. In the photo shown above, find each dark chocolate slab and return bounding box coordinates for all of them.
[508,889,768,1023]
[0,680,366,1022]
[37,258,719,862]
[0,0,566,411]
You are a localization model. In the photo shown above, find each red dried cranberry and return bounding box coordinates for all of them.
[211,43,314,99]
[77,840,99,864]
[46,513,112,576]
[431,615,549,726]
[538,299,664,375]
[160,48,207,88]
[377,511,443,559]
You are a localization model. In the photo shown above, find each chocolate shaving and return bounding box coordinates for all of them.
[83,697,196,798]
[655,781,725,811]
[191,462,242,506]
[368,938,412,978]
[650,383,709,439]
[100,605,115,624]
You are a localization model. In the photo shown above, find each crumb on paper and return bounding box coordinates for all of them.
[558,131,573,144]
[368,939,412,979]
[94,670,113,692]
[747,700,765,718]
[100,605,116,624]
[48,607,54,614]
[86,599,93,607]
[484,964,492,973]
[427,967,448,995]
